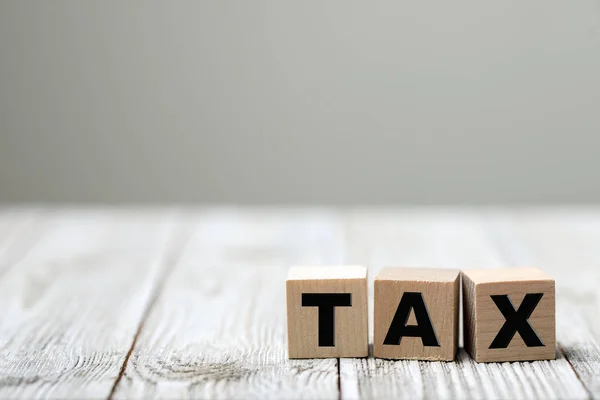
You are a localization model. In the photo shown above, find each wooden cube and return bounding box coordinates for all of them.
[286,266,368,358]
[373,267,460,361]
[462,267,556,362]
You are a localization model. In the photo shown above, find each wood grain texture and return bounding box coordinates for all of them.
[0,209,184,399]
[0,207,598,399]
[486,210,600,398]
[338,210,589,400]
[373,267,459,361]
[112,211,345,399]
[462,267,556,362]
[287,266,368,358]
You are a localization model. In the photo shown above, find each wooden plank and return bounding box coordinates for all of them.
[113,210,345,399]
[1,207,597,399]
[339,210,589,400]
[486,209,600,398]
[0,209,185,398]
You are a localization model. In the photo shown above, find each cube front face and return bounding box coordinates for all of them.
[373,268,460,361]
[463,268,556,362]
[286,267,368,358]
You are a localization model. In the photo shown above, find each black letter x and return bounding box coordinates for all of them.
[489,293,544,349]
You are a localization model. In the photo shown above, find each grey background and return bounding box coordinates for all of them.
[1,1,599,204]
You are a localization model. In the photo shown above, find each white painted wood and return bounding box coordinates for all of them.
[0,209,40,275]
[0,207,598,399]
[340,354,423,399]
[486,209,600,398]
[113,210,345,399]
[0,210,23,243]
[0,209,183,399]
[339,210,589,400]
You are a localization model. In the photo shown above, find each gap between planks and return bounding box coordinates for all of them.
[111,211,345,399]
[108,216,196,400]
[485,211,600,399]
[337,358,342,400]
[484,215,589,397]
[0,209,188,398]
[338,210,593,400]
[10,208,588,399]
[557,342,591,399]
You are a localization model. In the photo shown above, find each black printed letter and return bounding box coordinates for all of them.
[489,293,544,349]
[302,293,352,347]
[383,292,440,347]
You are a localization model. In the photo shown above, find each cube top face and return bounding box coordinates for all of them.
[374,267,460,361]
[462,268,556,363]
[288,265,367,281]
[377,266,461,283]
[286,266,368,359]
[462,267,552,285]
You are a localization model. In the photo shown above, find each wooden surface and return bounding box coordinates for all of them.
[0,207,598,399]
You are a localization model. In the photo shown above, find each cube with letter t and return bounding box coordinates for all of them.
[286,266,368,358]
[462,267,556,362]
[373,267,460,361]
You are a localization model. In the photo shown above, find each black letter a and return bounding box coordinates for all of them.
[383,292,440,347]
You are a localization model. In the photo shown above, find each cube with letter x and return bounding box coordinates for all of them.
[286,266,368,358]
[462,267,556,362]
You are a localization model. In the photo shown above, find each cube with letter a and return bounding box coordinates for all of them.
[373,267,460,361]
[286,266,368,358]
[462,267,556,362]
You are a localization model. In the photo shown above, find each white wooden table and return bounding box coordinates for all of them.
[0,207,598,399]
